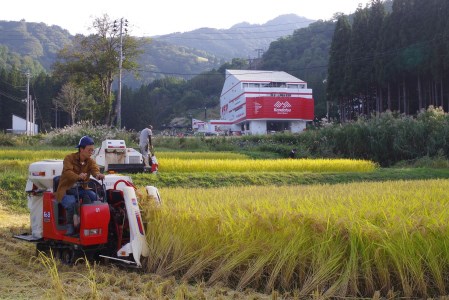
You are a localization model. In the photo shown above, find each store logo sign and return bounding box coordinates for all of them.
[274,101,292,114]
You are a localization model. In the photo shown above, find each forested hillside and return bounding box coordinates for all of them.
[260,20,336,118]
[3,0,447,133]
[327,0,449,120]
[0,15,311,86]
[0,14,319,131]
[0,20,72,73]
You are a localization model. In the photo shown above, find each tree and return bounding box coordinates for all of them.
[53,82,91,125]
[327,15,352,120]
[52,14,146,126]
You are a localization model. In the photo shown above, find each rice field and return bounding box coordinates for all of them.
[0,148,377,174]
[142,179,449,298]
[155,151,250,160]
[2,147,446,297]
[0,149,247,160]
[159,158,377,173]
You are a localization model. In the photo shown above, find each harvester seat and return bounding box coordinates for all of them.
[52,176,67,227]
[53,175,61,192]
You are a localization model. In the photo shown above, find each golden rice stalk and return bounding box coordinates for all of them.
[35,250,65,298]
[142,179,449,296]
[155,151,249,160]
[0,149,69,160]
[158,158,377,173]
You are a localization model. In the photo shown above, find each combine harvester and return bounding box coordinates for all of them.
[92,139,151,173]
[15,159,161,267]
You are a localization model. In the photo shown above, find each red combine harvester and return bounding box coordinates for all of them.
[15,160,161,266]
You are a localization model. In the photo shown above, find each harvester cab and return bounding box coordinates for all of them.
[15,159,161,267]
[92,139,147,173]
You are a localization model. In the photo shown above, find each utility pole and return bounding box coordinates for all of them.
[26,70,30,136]
[31,96,35,135]
[114,18,128,128]
[54,103,58,129]
[255,48,264,59]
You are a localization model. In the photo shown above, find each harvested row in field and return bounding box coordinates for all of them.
[159,158,377,173]
[142,179,449,298]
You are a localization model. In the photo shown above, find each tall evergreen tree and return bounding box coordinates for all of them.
[327,15,352,120]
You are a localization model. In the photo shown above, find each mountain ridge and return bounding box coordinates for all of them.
[154,14,314,60]
[0,14,314,85]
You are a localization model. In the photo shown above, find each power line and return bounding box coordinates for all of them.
[0,90,25,104]
[0,78,26,89]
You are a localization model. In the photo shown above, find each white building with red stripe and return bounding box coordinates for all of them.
[215,69,314,135]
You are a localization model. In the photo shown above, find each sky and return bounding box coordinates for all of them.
[1,0,370,37]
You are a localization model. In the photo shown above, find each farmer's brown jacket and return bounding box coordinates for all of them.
[55,152,101,201]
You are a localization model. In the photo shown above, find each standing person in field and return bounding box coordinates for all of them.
[139,125,153,168]
[288,148,297,159]
[55,136,105,236]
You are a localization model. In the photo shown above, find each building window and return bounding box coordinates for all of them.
[263,82,286,88]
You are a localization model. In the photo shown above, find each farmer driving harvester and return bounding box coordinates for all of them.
[55,136,105,236]
[139,125,153,169]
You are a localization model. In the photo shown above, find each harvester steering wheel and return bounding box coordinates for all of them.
[87,178,106,202]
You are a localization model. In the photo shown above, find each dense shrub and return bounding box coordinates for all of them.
[43,121,137,147]
[226,107,449,166]
[0,133,44,147]
[5,107,449,166]
[153,136,208,151]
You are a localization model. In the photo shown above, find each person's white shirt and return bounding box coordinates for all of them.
[139,127,153,147]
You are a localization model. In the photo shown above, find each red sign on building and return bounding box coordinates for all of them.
[246,97,314,120]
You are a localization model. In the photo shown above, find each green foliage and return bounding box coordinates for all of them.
[3,106,449,168]
[43,122,136,147]
[305,107,449,165]
[261,20,336,118]
[187,107,449,166]
[0,132,45,147]
[0,172,27,211]
[0,21,72,71]
[393,152,449,168]
[153,136,209,151]
[52,15,146,125]
[0,133,17,146]
[328,0,449,119]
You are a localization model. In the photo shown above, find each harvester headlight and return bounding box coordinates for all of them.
[83,228,102,236]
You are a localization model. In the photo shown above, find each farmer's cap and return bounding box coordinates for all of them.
[76,136,94,148]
